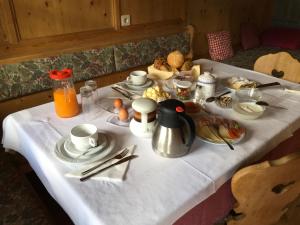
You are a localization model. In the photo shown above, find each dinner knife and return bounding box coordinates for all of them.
[256,82,281,89]
[80,155,138,182]
[284,88,300,95]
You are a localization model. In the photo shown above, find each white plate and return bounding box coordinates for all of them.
[55,133,115,164]
[198,130,245,145]
[106,112,133,127]
[225,77,259,92]
[98,98,132,114]
[63,133,108,158]
[124,79,154,91]
[196,117,246,145]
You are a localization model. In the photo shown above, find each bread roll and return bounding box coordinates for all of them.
[167,50,184,69]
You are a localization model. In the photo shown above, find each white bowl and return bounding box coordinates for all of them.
[232,102,265,120]
[232,89,265,120]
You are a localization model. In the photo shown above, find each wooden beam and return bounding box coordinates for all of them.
[0,0,20,43]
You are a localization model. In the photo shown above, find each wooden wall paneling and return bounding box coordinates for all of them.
[13,0,114,39]
[0,0,19,43]
[0,18,6,45]
[112,0,120,30]
[120,0,185,25]
[187,0,274,57]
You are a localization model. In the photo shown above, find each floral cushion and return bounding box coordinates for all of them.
[207,30,234,61]
[0,32,190,102]
[114,32,190,72]
[0,47,115,102]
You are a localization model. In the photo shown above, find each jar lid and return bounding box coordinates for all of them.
[49,68,72,80]
[175,80,192,88]
[198,72,216,84]
[132,98,157,113]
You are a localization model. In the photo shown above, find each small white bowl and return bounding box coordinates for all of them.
[232,102,265,120]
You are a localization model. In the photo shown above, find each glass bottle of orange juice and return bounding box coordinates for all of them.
[49,69,80,118]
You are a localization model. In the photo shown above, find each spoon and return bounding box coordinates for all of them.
[206,91,231,103]
[256,101,288,110]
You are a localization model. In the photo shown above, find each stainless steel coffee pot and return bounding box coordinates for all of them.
[152,99,195,158]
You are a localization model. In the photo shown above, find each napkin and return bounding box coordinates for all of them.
[65,145,135,182]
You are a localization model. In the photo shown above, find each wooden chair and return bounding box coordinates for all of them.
[254,52,300,83]
[227,151,300,225]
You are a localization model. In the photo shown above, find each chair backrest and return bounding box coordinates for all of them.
[254,52,300,83]
[228,151,300,225]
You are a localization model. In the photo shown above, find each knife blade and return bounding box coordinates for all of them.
[80,155,138,182]
[284,88,300,95]
[256,82,281,89]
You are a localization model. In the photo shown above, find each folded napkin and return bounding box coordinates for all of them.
[65,145,135,182]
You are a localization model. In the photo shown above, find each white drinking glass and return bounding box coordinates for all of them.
[80,86,97,121]
[85,80,98,104]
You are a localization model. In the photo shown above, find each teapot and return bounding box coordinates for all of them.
[152,99,195,158]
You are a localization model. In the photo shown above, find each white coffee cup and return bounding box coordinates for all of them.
[127,70,147,86]
[70,124,98,150]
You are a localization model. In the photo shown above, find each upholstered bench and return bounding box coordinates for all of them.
[0,29,192,120]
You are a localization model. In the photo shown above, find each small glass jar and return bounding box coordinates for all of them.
[175,80,192,100]
[49,69,80,118]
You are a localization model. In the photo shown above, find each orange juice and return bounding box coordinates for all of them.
[53,87,80,118]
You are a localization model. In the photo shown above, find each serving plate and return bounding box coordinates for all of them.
[196,116,246,145]
[225,76,259,91]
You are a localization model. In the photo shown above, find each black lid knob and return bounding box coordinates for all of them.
[157,99,186,128]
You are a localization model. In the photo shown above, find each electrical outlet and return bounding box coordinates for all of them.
[121,15,131,26]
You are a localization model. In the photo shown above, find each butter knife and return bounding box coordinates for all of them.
[80,155,138,182]
[256,82,281,89]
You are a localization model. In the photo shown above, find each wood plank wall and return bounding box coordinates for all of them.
[0,0,186,64]
[187,0,274,57]
[0,0,274,63]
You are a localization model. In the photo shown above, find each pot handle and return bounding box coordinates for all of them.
[178,113,196,147]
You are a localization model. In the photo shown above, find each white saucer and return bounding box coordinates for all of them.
[125,79,154,90]
[98,98,132,114]
[63,133,108,158]
[55,133,115,164]
[106,115,131,127]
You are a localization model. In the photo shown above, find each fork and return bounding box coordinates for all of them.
[210,124,234,150]
[81,148,129,175]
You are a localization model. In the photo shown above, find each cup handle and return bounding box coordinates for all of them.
[89,137,97,148]
[126,76,131,83]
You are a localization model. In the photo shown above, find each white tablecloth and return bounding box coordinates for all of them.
[2,59,300,225]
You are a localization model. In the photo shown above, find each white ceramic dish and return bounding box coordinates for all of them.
[196,116,246,145]
[64,133,108,158]
[198,131,245,145]
[106,114,132,127]
[124,78,154,91]
[232,102,265,120]
[55,133,115,164]
[98,98,132,114]
[225,77,259,92]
